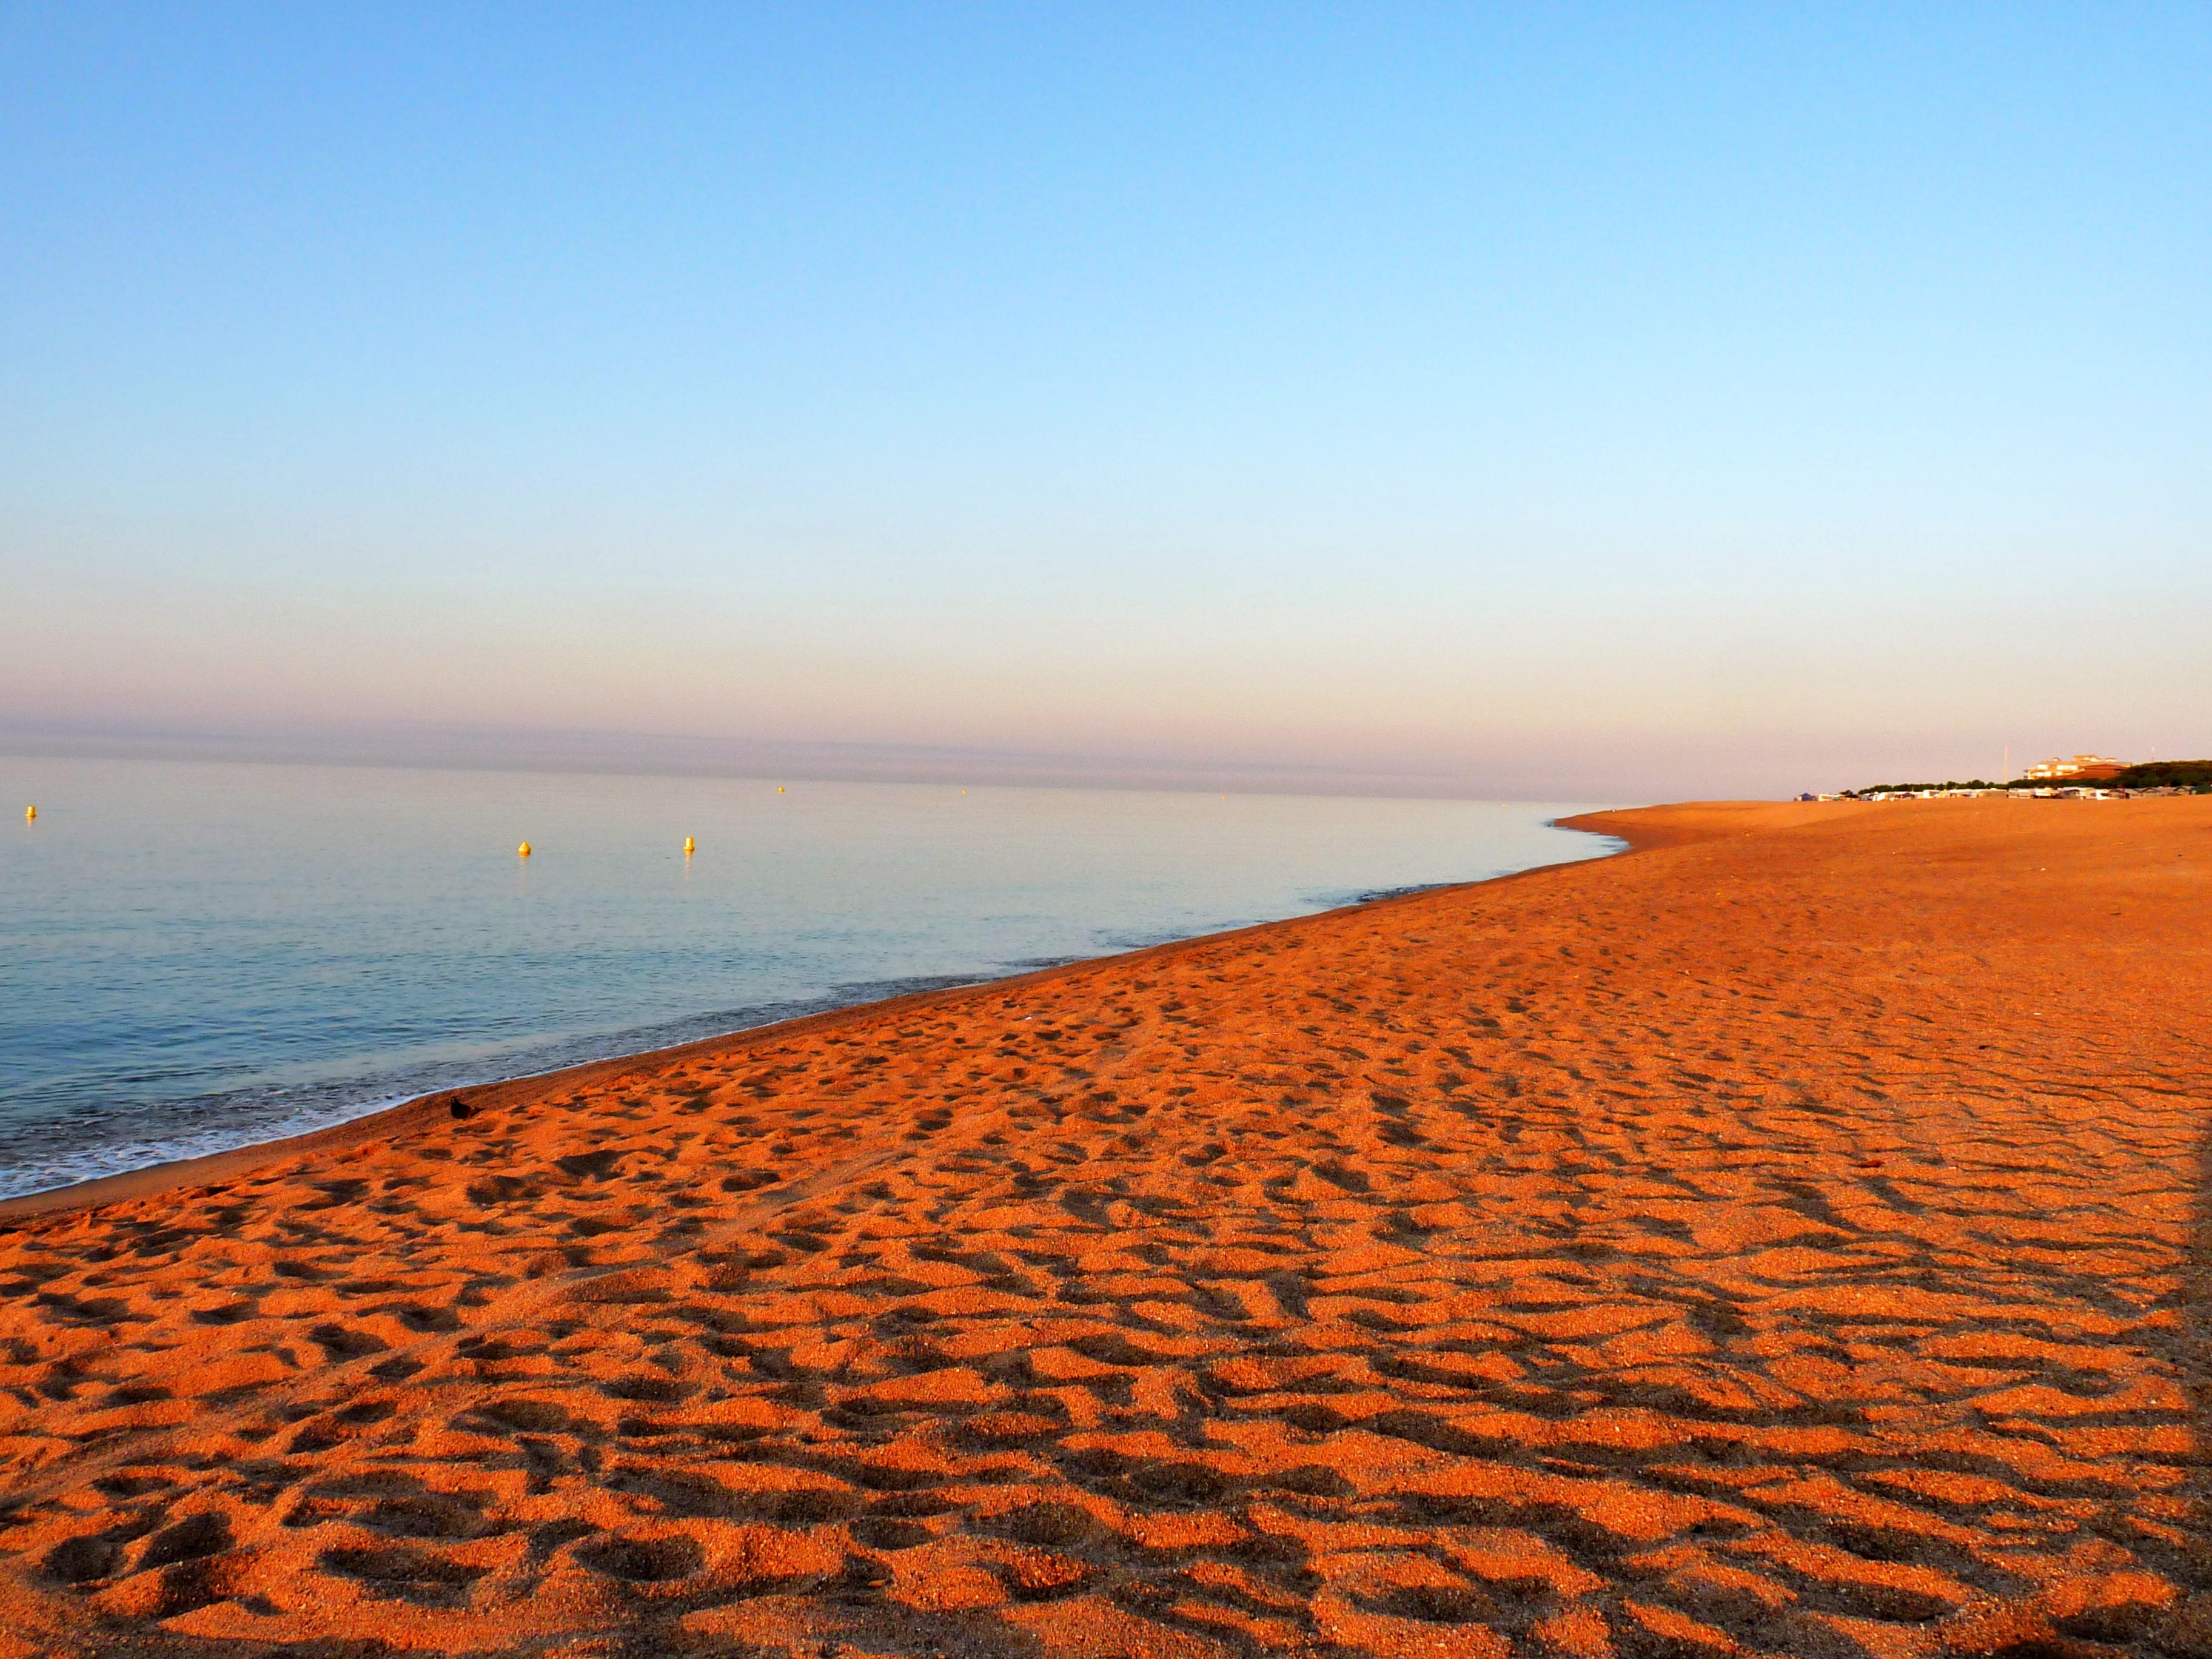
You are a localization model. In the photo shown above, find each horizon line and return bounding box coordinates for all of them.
[0,717,1610,805]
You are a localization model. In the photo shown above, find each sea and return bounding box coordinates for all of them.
[0,756,1618,1202]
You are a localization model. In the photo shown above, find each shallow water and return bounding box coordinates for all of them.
[0,756,1615,1200]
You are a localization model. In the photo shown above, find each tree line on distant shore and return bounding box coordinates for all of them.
[1847,761,2212,797]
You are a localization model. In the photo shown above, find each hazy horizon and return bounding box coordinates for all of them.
[5,5,2207,796]
[0,712,2175,803]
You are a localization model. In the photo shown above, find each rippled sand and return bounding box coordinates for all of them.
[3,797,2208,1658]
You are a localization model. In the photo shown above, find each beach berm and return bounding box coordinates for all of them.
[2,797,2208,1658]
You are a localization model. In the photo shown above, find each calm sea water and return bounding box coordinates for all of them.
[0,756,1616,1201]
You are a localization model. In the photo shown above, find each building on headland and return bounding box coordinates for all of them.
[2022,754,2123,782]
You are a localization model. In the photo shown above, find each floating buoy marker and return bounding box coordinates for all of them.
[517,841,532,858]
[683,836,695,854]
[777,786,786,794]
[22,805,33,822]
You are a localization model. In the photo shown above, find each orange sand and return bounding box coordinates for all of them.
[3,797,2210,1658]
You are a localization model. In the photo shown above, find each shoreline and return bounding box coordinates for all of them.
[3,794,2204,1657]
[0,815,1637,1226]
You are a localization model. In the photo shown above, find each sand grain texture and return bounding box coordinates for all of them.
[3,798,2210,1658]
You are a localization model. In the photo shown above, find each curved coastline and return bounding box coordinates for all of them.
[9,794,2197,1658]
[0,816,1634,1225]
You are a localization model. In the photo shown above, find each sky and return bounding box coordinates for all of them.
[2,4,2207,800]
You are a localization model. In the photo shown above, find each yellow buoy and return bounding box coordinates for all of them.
[777,786,786,794]
[682,836,695,854]
[22,805,34,821]
[517,841,532,857]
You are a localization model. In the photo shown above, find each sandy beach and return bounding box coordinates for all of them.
[2,796,2208,1658]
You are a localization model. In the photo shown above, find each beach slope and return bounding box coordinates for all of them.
[2,797,2209,1658]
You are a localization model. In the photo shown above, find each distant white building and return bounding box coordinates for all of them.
[2023,753,2122,781]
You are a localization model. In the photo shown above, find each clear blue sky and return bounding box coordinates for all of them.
[3,4,2206,797]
